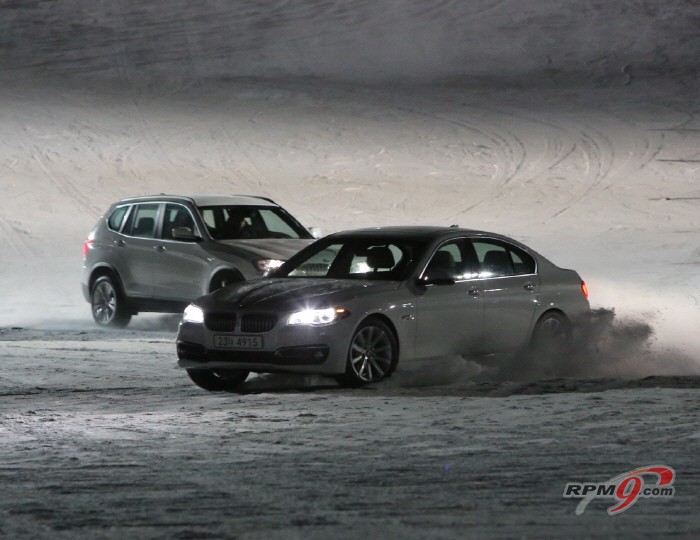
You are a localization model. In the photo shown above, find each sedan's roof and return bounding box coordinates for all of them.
[328,226,487,239]
[118,194,277,207]
[324,226,536,259]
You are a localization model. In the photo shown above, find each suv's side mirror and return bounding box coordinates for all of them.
[172,227,200,242]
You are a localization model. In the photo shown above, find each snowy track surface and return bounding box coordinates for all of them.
[1,327,700,539]
[2,1,700,536]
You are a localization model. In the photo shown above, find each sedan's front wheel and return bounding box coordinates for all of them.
[186,369,250,392]
[337,318,397,387]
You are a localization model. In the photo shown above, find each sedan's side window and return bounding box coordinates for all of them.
[422,240,466,281]
[123,203,159,238]
[510,246,536,275]
[473,240,514,277]
[471,240,536,277]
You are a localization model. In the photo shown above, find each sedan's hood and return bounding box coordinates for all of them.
[210,238,313,261]
[204,278,399,310]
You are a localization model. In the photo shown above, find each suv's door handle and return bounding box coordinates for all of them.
[114,239,126,247]
[154,245,167,252]
[524,282,537,291]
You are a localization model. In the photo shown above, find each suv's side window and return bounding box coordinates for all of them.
[122,203,159,238]
[107,205,130,232]
[161,204,196,240]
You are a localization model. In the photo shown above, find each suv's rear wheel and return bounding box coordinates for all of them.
[90,275,131,328]
[186,369,250,391]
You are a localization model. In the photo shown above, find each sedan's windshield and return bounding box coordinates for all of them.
[198,205,313,240]
[275,237,428,280]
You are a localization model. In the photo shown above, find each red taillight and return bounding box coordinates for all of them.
[82,238,93,257]
[581,280,589,299]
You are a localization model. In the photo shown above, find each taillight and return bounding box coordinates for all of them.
[581,280,589,299]
[82,238,93,257]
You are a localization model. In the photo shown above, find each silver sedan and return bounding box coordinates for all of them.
[177,227,590,391]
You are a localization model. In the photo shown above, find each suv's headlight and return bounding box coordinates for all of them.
[183,304,204,324]
[255,258,285,274]
[287,307,348,326]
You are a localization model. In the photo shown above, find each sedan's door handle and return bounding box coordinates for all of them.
[114,239,126,247]
[154,245,167,252]
[524,282,537,291]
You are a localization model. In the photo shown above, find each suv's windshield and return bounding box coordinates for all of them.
[275,237,428,281]
[198,205,312,240]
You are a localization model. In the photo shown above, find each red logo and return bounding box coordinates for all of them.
[563,465,675,515]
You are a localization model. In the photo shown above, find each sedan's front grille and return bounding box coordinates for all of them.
[205,313,237,332]
[241,314,277,333]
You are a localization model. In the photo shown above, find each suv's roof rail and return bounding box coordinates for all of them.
[236,195,277,205]
[119,194,278,206]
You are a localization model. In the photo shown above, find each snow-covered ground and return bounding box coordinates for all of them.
[1,0,699,538]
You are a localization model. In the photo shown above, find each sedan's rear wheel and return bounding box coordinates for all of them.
[337,318,397,387]
[186,369,250,392]
[91,275,131,328]
[530,311,572,357]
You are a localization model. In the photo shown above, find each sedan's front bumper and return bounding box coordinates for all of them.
[176,319,352,375]
[178,341,329,366]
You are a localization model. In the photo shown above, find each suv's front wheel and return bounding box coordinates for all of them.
[209,270,244,293]
[90,275,131,328]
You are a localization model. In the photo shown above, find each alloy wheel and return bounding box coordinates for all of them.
[92,280,117,324]
[349,325,394,382]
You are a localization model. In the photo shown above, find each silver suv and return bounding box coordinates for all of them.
[81,195,315,327]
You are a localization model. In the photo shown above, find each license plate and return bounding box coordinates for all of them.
[213,335,263,349]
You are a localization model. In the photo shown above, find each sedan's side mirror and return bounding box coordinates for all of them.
[417,274,456,287]
[172,227,200,242]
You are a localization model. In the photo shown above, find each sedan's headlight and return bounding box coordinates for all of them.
[287,307,348,326]
[183,304,204,324]
[255,258,285,274]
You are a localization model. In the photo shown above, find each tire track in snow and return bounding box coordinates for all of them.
[234,80,529,219]
[548,123,615,219]
[371,102,527,218]
[17,124,102,218]
[410,104,618,223]
[0,216,34,259]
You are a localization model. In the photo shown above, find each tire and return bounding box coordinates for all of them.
[209,271,244,293]
[529,311,572,358]
[337,318,398,387]
[186,369,250,392]
[90,275,131,328]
